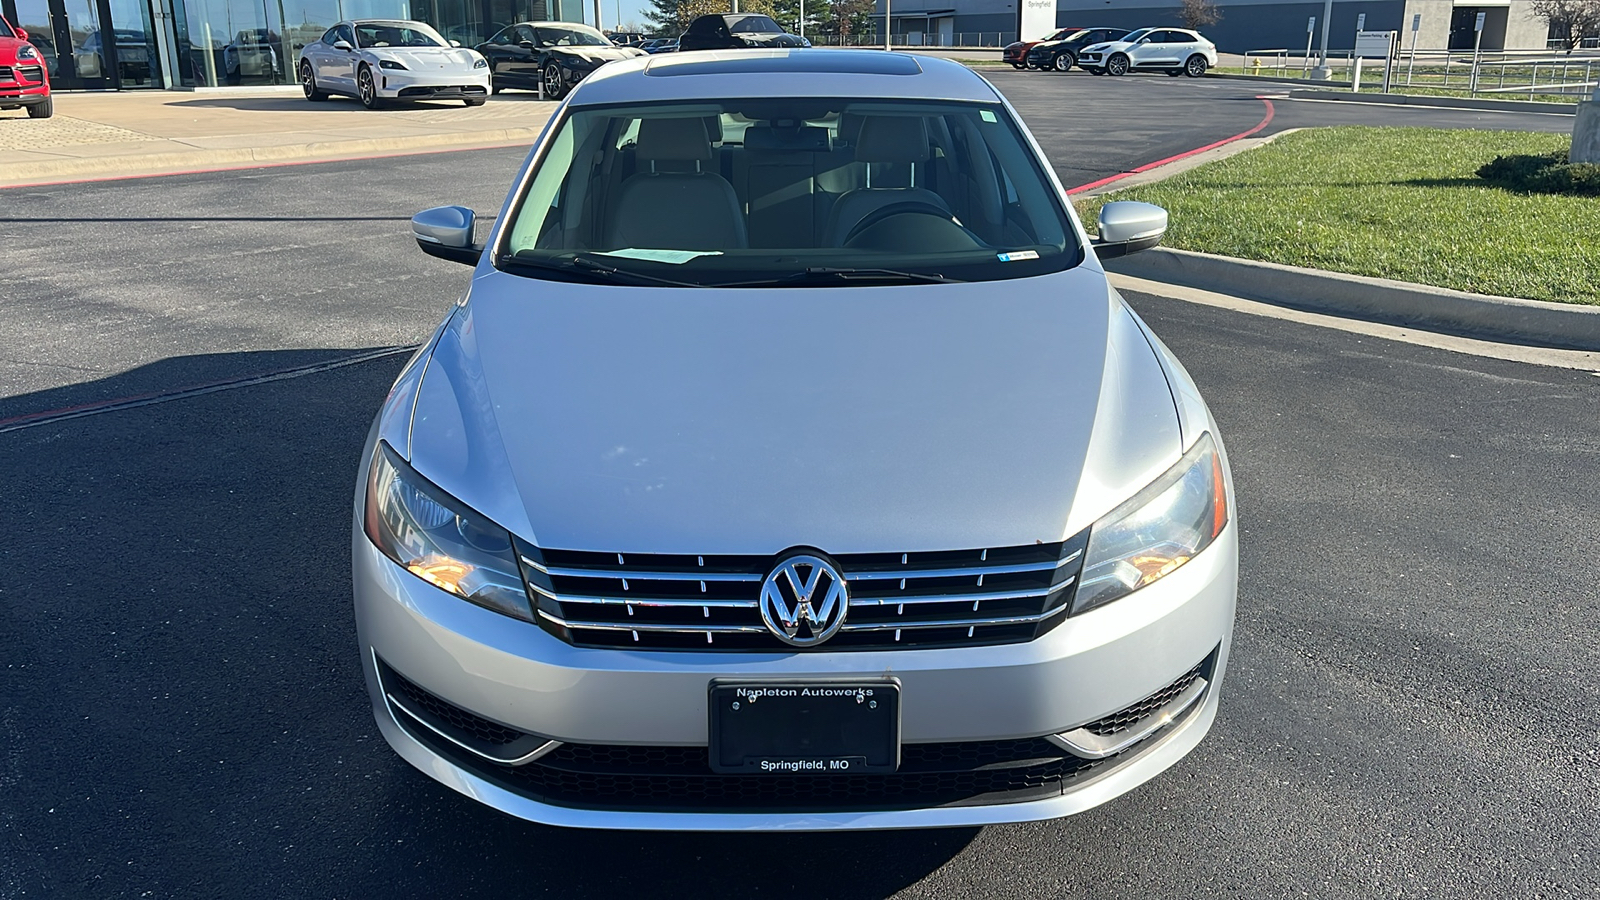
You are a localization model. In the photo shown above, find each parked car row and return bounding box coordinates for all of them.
[1004,26,1216,77]
[294,13,815,108]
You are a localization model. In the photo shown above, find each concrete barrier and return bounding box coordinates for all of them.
[1103,247,1600,351]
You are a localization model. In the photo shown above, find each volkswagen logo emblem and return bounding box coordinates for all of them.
[759,554,849,647]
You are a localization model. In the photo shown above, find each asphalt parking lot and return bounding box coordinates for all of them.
[2,73,1595,898]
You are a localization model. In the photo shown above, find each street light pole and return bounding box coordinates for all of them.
[1312,0,1333,79]
[885,0,891,50]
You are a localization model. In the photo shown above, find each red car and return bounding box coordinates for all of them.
[1002,27,1081,69]
[1,15,51,118]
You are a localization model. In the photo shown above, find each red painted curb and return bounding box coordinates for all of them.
[1066,96,1276,195]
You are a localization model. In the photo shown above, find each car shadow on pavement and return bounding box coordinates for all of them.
[0,349,976,899]
[167,95,550,112]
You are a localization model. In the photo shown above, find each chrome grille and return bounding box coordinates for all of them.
[518,533,1088,652]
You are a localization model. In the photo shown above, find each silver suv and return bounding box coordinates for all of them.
[354,49,1239,830]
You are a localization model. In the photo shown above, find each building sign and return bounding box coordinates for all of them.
[1353,30,1396,58]
[1019,0,1056,42]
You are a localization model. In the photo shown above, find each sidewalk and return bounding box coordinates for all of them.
[0,87,557,187]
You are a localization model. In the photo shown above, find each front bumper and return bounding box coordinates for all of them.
[354,511,1237,829]
[0,66,49,104]
[377,68,489,99]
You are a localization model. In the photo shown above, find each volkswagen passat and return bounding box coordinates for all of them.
[355,49,1238,830]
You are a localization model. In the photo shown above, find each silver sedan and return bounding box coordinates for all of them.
[353,49,1239,830]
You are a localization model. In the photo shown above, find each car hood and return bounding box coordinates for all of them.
[1084,41,1133,52]
[370,47,480,68]
[551,45,641,64]
[405,267,1182,556]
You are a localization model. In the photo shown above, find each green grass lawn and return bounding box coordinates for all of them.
[1076,127,1600,305]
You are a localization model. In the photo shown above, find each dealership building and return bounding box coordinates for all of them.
[879,0,1557,52]
[2,0,1561,91]
[1,0,584,90]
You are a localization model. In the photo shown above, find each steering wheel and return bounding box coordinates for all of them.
[841,201,958,247]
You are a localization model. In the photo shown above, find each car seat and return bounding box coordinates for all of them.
[822,115,950,247]
[605,117,748,250]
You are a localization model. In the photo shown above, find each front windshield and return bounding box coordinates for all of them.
[1118,29,1151,43]
[726,15,782,33]
[0,18,14,38]
[540,25,610,46]
[499,98,1080,287]
[356,22,445,48]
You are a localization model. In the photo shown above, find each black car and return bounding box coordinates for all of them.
[1025,27,1130,72]
[475,21,642,99]
[676,14,807,51]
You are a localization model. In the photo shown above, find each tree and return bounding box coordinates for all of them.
[643,0,806,36]
[1529,0,1600,49]
[1178,0,1222,30]
[814,0,874,39]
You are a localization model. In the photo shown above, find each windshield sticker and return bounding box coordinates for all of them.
[997,250,1039,262]
[593,249,724,265]
[980,110,998,123]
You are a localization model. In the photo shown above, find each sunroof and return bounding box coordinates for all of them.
[645,51,924,78]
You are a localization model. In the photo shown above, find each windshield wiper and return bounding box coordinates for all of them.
[728,267,966,287]
[497,255,703,288]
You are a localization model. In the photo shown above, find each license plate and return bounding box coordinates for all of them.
[708,680,900,774]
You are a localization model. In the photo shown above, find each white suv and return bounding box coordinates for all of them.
[1078,28,1217,77]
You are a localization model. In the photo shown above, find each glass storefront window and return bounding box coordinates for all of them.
[177,0,409,86]
[2,0,592,89]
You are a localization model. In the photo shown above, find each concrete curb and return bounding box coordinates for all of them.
[1076,129,1300,196]
[1103,247,1600,351]
[0,127,545,187]
[1287,88,1576,115]
[1211,72,1352,88]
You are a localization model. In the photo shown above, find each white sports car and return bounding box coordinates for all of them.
[298,19,491,108]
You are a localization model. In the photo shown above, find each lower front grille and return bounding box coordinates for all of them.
[1079,660,1206,736]
[379,650,1216,814]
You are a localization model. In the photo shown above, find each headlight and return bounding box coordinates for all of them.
[378,59,407,70]
[1074,433,1229,615]
[17,44,39,60]
[363,442,532,622]
[473,56,487,68]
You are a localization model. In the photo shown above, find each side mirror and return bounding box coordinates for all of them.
[332,39,352,51]
[16,28,27,41]
[1093,201,1167,259]
[449,39,462,47]
[412,205,482,266]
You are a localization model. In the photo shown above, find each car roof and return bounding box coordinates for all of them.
[571,49,1001,106]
